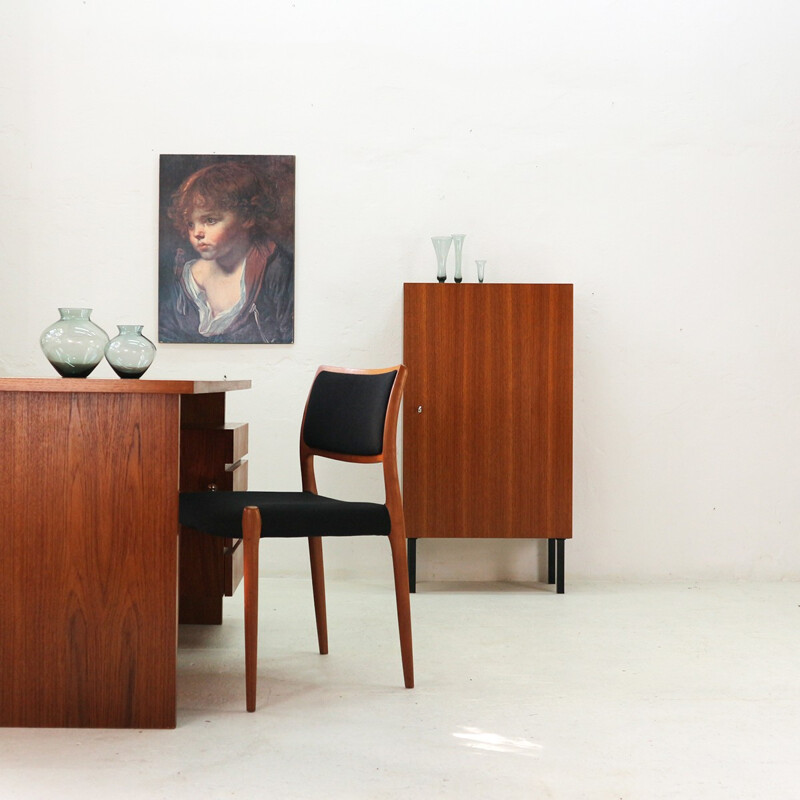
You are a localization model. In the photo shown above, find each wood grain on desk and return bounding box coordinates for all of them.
[0,378,250,728]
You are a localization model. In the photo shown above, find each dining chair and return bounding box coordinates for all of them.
[179,365,413,711]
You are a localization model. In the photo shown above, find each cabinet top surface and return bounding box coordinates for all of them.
[0,378,251,394]
[403,282,573,287]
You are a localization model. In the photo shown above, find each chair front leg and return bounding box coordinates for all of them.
[308,536,328,654]
[388,533,414,689]
[243,506,262,712]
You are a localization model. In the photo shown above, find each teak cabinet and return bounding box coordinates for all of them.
[402,283,573,591]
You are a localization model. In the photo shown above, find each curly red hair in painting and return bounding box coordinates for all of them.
[168,161,280,244]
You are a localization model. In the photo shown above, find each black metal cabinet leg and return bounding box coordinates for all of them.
[556,538,565,594]
[408,538,417,594]
[547,539,556,585]
[547,538,566,593]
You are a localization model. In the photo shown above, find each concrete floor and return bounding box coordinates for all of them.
[1,577,798,799]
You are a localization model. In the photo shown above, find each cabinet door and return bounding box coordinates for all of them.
[403,283,572,540]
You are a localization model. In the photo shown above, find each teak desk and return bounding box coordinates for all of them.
[0,378,249,729]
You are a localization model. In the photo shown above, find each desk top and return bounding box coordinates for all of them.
[0,378,251,394]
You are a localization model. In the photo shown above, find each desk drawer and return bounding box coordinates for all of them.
[179,422,249,624]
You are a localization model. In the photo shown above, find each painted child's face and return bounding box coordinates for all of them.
[186,206,252,263]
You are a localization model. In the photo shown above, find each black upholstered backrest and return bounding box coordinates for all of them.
[302,369,397,456]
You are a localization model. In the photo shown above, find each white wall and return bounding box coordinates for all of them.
[3,0,799,581]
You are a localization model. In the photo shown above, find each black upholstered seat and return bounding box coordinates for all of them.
[180,491,391,539]
[178,365,413,712]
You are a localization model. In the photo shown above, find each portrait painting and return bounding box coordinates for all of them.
[158,154,295,344]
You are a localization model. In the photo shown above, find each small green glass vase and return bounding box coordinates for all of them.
[104,325,157,379]
[40,308,109,377]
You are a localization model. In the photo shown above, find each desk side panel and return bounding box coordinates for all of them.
[0,391,180,728]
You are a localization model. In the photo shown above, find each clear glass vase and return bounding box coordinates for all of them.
[104,325,157,378]
[451,234,466,283]
[40,308,109,377]
[431,236,453,283]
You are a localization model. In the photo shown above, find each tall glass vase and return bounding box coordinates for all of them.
[40,308,109,377]
[105,325,157,378]
[431,236,453,282]
[451,234,466,283]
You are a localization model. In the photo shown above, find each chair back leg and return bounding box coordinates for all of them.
[243,506,262,712]
[308,536,329,654]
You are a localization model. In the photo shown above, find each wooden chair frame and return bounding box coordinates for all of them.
[240,365,412,711]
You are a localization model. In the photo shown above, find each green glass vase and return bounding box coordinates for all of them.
[104,325,157,378]
[40,308,109,377]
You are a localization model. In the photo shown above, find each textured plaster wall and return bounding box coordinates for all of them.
[2,0,799,580]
